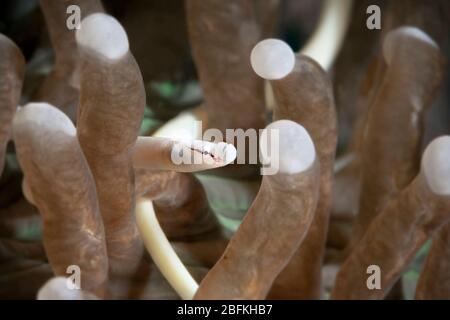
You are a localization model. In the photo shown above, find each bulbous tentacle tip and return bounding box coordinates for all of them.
[37,277,98,300]
[422,135,450,196]
[14,102,75,136]
[76,13,129,60]
[382,26,438,65]
[260,119,316,175]
[250,39,295,80]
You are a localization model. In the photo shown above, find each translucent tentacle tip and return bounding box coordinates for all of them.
[422,135,450,195]
[37,277,89,300]
[259,119,316,175]
[14,102,76,137]
[383,26,437,65]
[251,39,295,80]
[76,13,129,60]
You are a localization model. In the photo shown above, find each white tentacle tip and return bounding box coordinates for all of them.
[383,26,438,64]
[37,277,88,300]
[14,102,76,136]
[422,136,450,196]
[251,39,295,80]
[260,120,316,175]
[76,13,129,60]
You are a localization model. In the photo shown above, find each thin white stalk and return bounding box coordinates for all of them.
[265,0,353,110]
[301,0,353,70]
[136,198,199,300]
